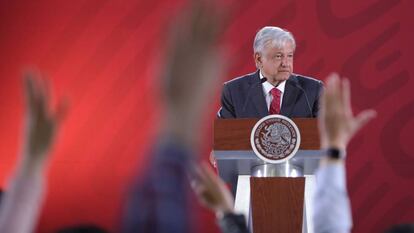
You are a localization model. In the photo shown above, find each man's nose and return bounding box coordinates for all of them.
[280,56,289,66]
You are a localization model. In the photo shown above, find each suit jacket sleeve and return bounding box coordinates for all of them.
[312,81,324,117]
[218,83,236,118]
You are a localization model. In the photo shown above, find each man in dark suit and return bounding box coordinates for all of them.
[218,26,323,119]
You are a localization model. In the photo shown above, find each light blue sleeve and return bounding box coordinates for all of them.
[313,163,353,233]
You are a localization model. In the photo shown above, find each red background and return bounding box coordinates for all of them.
[0,0,413,232]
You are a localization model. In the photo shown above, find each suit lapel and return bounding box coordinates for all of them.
[281,76,300,117]
[245,71,268,117]
[250,83,268,117]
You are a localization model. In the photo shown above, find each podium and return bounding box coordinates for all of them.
[212,118,324,233]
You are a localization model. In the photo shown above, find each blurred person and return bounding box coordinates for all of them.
[313,73,376,233]
[218,26,323,119]
[121,1,225,233]
[0,73,66,233]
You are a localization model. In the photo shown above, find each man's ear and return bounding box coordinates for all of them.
[254,52,262,68]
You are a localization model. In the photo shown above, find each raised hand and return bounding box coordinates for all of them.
[0,71,67,233]
[22,72,66,168]
[161,1,226,147]
[190,163,234,217]
[318,73,377,150]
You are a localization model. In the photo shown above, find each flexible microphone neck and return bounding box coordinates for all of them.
[289,77,313,118]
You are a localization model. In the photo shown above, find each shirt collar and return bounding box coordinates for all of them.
[260,70,286,94]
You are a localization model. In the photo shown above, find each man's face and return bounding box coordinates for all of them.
[254,41,295,84]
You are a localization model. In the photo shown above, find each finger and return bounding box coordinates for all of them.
[23,73,37,112]
[189,167,205,193]
[331,73,341,102]
[188,162,202,180]
[201,162,226,189]
[209,151,217,167]
[24,72,46,123]
[354,109,377,131]
[325,73,339,111]
[33,75,48,118]
[342,78,353,116]
[189,163,214,192]
[54,96,70,128]
[326,73,339,91]
[201,162,218,180]
[197,163,217,187]
[41,77,51,111]
[191,163,211,187]
[190,179,204,194]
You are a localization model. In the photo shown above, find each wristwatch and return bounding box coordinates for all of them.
[325,147,346,159]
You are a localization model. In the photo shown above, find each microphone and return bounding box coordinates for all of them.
[289,76,313,118]
[260,77,267,83]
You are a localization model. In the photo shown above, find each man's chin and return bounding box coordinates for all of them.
[276,73,291,81]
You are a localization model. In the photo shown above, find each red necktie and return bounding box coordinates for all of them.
[269,88,281,114]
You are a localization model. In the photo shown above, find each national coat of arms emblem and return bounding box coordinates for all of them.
[250,115,301,163]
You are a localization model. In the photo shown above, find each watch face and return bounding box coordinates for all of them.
[250,114,301,164]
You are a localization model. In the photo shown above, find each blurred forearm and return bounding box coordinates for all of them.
[0,157,46,233]
[313,162,352,233]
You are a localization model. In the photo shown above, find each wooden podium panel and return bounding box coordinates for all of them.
[214,118,319,150]
[250,177,305,233]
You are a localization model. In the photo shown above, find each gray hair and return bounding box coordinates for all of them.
[253,26,296,54]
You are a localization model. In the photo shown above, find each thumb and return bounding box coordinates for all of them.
[354,109,377,132]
